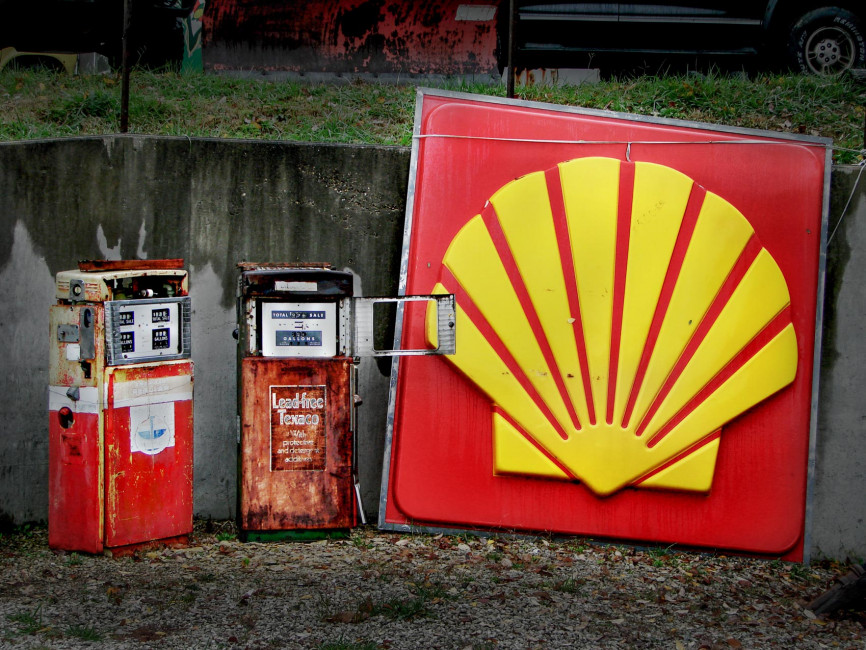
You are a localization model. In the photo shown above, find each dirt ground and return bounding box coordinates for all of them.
[1,521,864,649]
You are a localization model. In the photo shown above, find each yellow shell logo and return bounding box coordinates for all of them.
[425,157,798,497]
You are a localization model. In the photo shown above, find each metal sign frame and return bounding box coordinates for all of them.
[378,88,831,562]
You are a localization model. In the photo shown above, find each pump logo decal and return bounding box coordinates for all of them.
[270,385,327,471]
[130,402,176,455]
[425,157,798,496]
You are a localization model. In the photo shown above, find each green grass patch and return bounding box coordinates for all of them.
[8,607,44,635]
[552,576,583,594]
[65,624,102,641]
[318,637,379,650]
[370,595,429,620]
[1,68,862,162]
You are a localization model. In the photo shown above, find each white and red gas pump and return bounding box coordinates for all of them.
[48,260,193,554]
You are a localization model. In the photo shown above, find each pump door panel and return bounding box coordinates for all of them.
[103,361,194,549]
[239,357,355,531]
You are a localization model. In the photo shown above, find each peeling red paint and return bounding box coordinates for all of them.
[104,362,194,549]
[203,0,500,75]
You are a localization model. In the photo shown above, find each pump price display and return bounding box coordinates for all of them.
[261,302,337,357]
[151,308,171,323]
[152,328,171,349]
[112,302,181,360]
[270,385,327,471]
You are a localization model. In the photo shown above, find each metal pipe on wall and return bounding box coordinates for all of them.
[120,0,131,133]
[506,0,516,98]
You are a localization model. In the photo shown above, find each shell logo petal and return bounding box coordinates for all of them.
[425,157,798,497]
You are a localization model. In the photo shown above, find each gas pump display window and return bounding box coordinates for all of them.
[105,297,191,365]
[261,302,337,357]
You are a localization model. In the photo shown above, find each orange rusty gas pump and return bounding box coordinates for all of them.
[236,263,454,541]
[48,260,193,554]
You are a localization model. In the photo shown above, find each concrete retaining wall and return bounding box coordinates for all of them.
[0,135,407,525]
[0,136,863,561]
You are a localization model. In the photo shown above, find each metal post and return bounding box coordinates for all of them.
[120,0,131,133]
[506,0,516,99]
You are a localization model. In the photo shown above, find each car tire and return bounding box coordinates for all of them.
[788,7,865,75]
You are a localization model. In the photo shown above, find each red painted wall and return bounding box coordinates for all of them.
[203,0,500,75]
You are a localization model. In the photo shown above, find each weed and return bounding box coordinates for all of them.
[412,580,450,601]
[216,532,236,541]
[47,90,118,129]
[65,624,102,641]
[647,545,679,567]
[64,553,82,566]
[371,596,429,620]
[179,591,197,604]
[553,576,583,594]
[789,563,811,581]
[452,533,474,546]
[353,581,449,622]
[8,604,45,635]
[15,523,35,537]
[567,539,590,554]
[315,593,335,622]
[317,636,378,650]
[350,532,372,550]
[373,567,397,583]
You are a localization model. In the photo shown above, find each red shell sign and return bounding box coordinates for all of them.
[379,89,830,561]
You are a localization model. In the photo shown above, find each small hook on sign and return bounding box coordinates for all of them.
[625,142,632,162]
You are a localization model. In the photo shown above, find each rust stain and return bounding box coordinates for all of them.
[240,357,355,532]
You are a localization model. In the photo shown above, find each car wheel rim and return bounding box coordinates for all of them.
[804,26,855,74]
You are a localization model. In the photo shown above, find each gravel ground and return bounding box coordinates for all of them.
[1,522,864,650]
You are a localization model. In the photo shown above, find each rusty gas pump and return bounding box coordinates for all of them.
[236,263,454,540]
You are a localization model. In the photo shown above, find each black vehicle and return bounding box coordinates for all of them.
[0,0,194,67]
[514,1,865,75]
